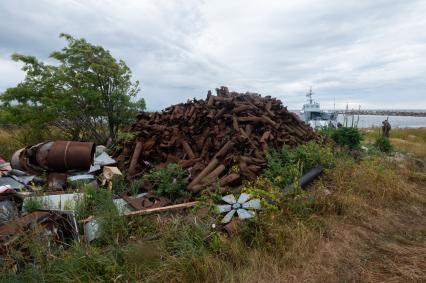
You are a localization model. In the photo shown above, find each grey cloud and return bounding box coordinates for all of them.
[0,0,426,110]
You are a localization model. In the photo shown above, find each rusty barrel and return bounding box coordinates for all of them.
[10,148,25,171]
[44,141,95,172]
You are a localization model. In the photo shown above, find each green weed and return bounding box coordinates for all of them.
[22,197,43,213]
[147,163,189,201]
[374,136,393,153]
[263,141,334,188]
[328,127,363,149]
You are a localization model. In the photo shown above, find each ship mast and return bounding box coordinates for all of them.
[306,87,313,104]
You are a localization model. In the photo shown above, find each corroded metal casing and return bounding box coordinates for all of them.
[10,148,25,171]
[45,141,95,172]
[35,141,54,170]
[11,141,95,173]
[47,172,68,190]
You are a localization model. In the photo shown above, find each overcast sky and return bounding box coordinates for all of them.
[1,0,426,110]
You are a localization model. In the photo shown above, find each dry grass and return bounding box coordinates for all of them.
[0,129,24,160]
[391,127,426,143]
[211,154,426,283]
[391,138,426,160]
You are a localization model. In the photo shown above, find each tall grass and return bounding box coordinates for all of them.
[391,127,426,142]
[0,129,24,160]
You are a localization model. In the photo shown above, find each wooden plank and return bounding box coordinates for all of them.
[125,201,199,216]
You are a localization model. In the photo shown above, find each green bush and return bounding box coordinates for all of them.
[374,136,393,153]
[263,142,334,188]
[147,163,188,201]
[329,127,362,149]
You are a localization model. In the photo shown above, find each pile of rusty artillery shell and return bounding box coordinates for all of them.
[114,86,322,193]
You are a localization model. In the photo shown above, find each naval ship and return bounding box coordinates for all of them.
[299,88,338,128]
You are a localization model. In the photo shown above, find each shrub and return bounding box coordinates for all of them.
[263,142,334,188]
[147,163,188,201]
[330,127,362,149]
[242,176,282,212]
[375,136,393,153]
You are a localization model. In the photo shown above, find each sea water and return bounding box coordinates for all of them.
[293,110,426,128]
[336,115,426,128]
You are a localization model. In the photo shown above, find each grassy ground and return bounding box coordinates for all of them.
[363,127,426,159]
[1,128,426,282]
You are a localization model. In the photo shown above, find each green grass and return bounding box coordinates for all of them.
[362,127,426,159]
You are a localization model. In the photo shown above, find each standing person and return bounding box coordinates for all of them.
[382,118,391,138]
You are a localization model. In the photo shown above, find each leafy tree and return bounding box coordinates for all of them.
[0,33,145,143]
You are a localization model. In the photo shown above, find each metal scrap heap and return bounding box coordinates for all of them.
[114,86,321,193]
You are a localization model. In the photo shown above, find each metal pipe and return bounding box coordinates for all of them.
[284,166,323,195]
[128,141,143,177]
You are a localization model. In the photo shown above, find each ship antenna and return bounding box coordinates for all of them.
[306,87,313,104]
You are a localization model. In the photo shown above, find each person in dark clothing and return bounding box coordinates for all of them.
[382,119,391,138]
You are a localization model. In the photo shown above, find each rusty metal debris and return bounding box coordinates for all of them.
[11,141,95,173]
[45,141,95,171]
[0,210,79,255]
[47,172,68,191]
[120,191,171,211]
[0,143,118,248]
[121,192,147,210]
[0,189,23,225]
[114,86,322,193]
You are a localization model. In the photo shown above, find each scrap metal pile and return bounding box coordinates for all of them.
[115,86,321,193]
[0,141,120,250]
